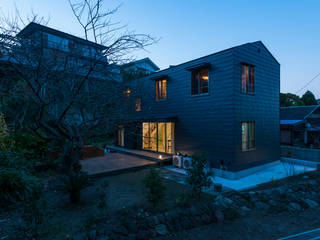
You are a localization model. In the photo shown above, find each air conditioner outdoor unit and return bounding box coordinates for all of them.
[173,155,183,168]
[182,156,193,170]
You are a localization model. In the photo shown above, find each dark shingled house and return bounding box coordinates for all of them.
[117,41,280,179]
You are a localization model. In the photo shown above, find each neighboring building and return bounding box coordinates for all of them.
[121,57,159,82]
[317,99,320,105]
[121,57,159,74]
[117,41,280,178]
[280,105,320,147]
[16,22,122,82]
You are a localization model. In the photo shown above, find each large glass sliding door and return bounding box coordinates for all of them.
[142,122,174,153]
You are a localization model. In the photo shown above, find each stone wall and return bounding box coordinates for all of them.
[281,145,320,162]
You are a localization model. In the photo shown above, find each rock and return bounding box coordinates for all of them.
[201,214,211,224]
[223,208,239,220]
[255,201,269,211]
[112,225,128,235]
[215,209,224,222]
[127,221,138,234]
[190,206,199,216]
[214,183,223,192]
[304,199,318,208]
[88,229,97,240]
[241,206,250,212]
[268,199,277,207]
[155,224,168,236]
[288,202,301,211]
[215,195,233,208]
[136,230,151,240]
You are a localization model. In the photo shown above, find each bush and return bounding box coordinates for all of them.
[143,167,166,208]
[0,114,15,152]
[0,167,42,206]
[186,153,213,198]
[17,195,51,240]
[62,171,90,203]
[13,131,48,163]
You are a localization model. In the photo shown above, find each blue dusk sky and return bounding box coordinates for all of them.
[1,0,320,98]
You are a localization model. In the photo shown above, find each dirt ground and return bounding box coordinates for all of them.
[0,168,196,240]
[158,208,320,240]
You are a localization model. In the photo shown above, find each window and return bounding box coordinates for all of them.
[142,122,174,153]
[241,122,255,151]
[241,64,254,93]
[155,79,167,100]
[135,98,141,111]
[191,68,209,95]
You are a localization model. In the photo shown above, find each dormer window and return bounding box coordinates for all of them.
[191,68,209,95]
[155,79,167,100]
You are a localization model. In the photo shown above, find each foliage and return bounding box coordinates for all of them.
[61,171,90,203]
[301,90,318,105]
[0,166,42,206]
[17,195,51,240]
[12,131,48,162]
[186,153,213,198]
[280,93,304,107]
[0,114,15,152]
[143,167,166,208]
[280,90,318,107]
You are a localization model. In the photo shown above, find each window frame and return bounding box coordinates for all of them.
[241,63,255,94]
[155,79,167,100]
[191,67,210,96]
[241,121,256,152]
[135,97,142,112]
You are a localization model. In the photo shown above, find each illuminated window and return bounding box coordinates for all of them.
[241,122,255,151]
[241,64,255,94]
[142,122,174,153]
[155,79,167,100]
[135,98,141,111]
[191,68,209,95]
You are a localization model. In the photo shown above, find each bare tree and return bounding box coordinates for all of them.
[0,0,157,172]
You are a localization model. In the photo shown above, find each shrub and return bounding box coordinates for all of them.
[0,114,15,152]
[62,171,90,203]
[17,195,51,240]
[13,131,48,163]
[143,167,166,208]
[0,167,42,206]
[186,153,213,198]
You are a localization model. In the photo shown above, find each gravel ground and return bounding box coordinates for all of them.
[157,208,320,240]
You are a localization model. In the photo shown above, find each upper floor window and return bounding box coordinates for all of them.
[155,79,167,100]
[135,98,141,111]
[191,68,209,95]
[241,64,254,94]
[241,121,255,151]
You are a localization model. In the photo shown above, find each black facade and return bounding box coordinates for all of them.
[119,41,280,172]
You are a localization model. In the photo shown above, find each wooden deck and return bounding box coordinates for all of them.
[81,153,157,178]
[107,146,172,164]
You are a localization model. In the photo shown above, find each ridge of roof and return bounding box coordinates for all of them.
[151,41,278,75]
[17,22,106,49]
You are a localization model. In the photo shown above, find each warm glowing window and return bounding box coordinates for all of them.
[191,68,209,95]
[155,79,167,100]
[241,64,255,94]
[242,122,255,151]
[142,122,174,153]
[135,98,141,111]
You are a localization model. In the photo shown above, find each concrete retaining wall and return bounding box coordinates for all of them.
[281,145,320,162]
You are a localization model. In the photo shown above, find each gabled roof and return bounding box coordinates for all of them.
[280,105,320,121]
[121,57,160,71]
[151,41,279,76]
[17,22,106,50]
